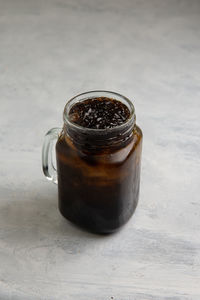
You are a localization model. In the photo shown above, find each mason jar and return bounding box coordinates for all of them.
[42,91,143,233]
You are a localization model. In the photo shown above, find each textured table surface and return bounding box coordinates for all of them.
[0,0,200,299]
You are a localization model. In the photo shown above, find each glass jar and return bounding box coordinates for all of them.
[42,91,142,233]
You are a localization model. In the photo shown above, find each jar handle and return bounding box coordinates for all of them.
[42,127,61,184]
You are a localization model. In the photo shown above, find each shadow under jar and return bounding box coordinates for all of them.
[43,91,143,234]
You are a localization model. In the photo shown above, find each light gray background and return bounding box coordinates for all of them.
[0,0,200,299]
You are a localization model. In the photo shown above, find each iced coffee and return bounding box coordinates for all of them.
[55,93,142,233]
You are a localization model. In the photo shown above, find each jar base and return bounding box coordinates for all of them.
[58,204,138,235]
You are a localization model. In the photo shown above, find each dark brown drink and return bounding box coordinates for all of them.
[56,94,142,233]
[68,97,130,129]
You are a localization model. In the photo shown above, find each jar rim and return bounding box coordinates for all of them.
[63,90,135,133]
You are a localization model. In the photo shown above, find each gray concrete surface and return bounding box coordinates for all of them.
[0,0,200,299]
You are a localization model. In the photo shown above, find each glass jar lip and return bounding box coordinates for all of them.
[63,90,135,133]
